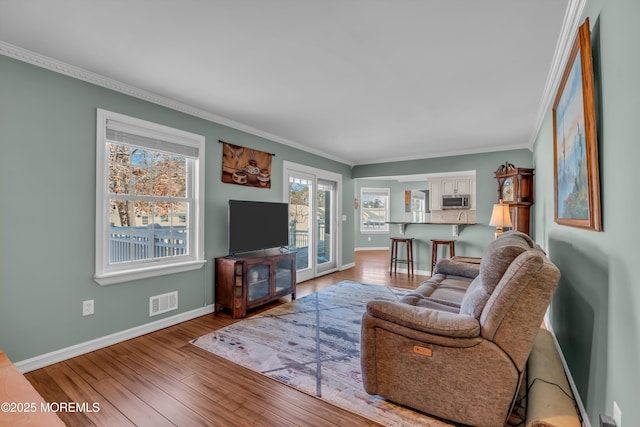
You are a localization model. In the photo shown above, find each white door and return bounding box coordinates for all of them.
[316,178,338,275]
[284,162,341,282]
[287,171,314,282]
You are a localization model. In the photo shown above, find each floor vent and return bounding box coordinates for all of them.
[149,291,178,317]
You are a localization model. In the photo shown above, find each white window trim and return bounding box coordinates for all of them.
[94,109,205,285]
[360,187,390,233]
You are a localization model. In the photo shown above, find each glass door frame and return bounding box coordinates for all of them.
[283,161,342,283]
[316,178,337,275]
[286,170,315,283]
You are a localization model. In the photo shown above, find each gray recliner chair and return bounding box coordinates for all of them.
[361,231,561,427]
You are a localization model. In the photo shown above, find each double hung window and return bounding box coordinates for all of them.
[95,109,205,285]
[360,188,390,233]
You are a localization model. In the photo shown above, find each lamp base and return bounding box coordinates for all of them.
[494,226,504,240]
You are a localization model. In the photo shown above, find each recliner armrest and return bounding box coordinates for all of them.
[366,300,480,338]
[433,258,480,279]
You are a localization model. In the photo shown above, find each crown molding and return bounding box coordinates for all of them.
[2,27,574,169]
[354,142,531,166]
[528,0,587,149]
[0,40,352,166]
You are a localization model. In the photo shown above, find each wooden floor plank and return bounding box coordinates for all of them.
[63,353,109,384]
[25,251,409,426]
[15,367,94,427]
[194,366,376,427]
[91,377,174,427]
[114,351,256,426]
[43,364,135,426]
[118,335,197,381]
[71,350,208,427]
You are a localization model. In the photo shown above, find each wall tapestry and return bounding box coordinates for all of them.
[220,140,273,188]
[552,18,601,231]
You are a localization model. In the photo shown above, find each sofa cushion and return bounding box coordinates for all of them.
[400,295,461,313]
[478,232,534,294]
[399,258,480,310]
[400,274,473,309]
[433,258,481,279]
[459,231,535,319]
[458,277,489,319]
[480,251,559,370]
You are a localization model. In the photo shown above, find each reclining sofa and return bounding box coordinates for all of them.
[361,231,561,427]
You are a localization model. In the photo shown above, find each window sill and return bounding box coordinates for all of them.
[95,259,207,286]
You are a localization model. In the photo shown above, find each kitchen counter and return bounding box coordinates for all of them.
[386,221,477,225]
[386,221,476,236]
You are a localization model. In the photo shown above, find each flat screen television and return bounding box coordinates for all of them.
[228,200,289,254]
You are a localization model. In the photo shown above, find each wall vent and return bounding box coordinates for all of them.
[149,291,178,317]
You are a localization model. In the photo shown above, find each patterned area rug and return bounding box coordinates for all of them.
[191,281,456,426]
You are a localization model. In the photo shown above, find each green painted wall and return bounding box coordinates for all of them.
[0,55,352,362]
[532,0,640,424]
[353,150,534,272]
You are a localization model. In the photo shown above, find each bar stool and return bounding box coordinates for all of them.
[389,237,414,276]
[431,239,456,272]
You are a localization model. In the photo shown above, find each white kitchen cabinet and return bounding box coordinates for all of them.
[429,179,442,211]
[429,175,476,213]
[442,178,471,195]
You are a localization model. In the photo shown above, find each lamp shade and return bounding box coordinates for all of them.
[489,203,513,228]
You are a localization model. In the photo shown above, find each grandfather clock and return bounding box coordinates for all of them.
[494,162,535,236]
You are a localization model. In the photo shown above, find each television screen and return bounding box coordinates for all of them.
[228,200,289,254]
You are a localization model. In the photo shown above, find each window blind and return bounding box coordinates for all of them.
[106,119,199,158]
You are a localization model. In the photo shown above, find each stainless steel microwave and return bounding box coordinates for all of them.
[442,194,470,209]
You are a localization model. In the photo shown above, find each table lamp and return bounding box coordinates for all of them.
[489,200,512,239]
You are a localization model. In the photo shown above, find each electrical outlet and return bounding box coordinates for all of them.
[368,237,371,241]
[82,300,94,316]
[613,401,621,427]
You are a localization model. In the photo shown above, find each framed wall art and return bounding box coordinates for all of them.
[552,18,601,231]
[220,140,273,189]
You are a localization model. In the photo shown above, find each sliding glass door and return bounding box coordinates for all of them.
[316,178,337,275]
[288,172,314,280]
[284,162,341,283]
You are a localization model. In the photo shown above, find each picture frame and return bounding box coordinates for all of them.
[552,18,601,231]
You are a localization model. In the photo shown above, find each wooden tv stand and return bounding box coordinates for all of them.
[214,250,296,319]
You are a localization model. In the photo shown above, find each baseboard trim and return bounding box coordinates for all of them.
[543,315,591,427]
[354,246,389,251]
[340,262,355,270]
[388,267,431,277]
[15,305,215,374]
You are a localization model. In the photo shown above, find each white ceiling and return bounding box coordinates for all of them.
[0,0,569,165]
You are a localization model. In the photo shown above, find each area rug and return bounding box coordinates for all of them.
[191,280,456,426]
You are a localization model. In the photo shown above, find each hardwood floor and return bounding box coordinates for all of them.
[25,250,427,427]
